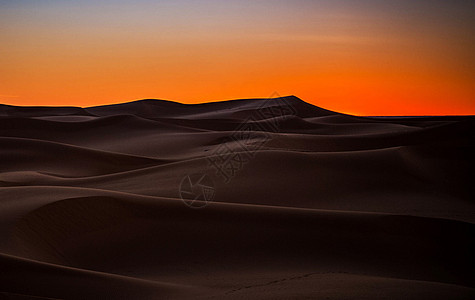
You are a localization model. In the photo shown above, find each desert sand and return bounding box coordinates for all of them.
[0,96,474,299]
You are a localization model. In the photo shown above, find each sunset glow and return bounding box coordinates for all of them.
[1,0,474,115]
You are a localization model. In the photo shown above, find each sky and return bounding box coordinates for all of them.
[1,0,474,115]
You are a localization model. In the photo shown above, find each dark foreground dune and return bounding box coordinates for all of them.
[0,96,474,299]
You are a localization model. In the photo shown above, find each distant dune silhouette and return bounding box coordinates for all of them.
[0,96,474,299]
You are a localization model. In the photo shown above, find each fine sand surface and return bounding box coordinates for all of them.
[0,96,474,299]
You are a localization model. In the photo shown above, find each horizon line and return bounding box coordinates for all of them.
[1,96,474,118]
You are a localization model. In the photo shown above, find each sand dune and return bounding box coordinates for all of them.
[1,96,474,299]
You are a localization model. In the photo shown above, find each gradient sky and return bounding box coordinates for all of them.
[1,0,474,115]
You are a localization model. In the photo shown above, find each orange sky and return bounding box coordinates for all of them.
[1,0,474,115]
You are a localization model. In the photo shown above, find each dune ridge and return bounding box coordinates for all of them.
[1,96,474,299]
